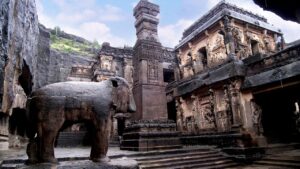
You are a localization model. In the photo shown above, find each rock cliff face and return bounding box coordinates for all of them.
[48,49,95,84]
[0,0,95,115]
[0,0,9,109]
[1,0,39,114]
[37,25,95,89]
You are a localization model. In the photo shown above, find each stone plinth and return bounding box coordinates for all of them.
[121,120,181,151]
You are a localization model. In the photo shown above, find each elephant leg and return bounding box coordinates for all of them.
[38,119,63,164]
[90,118,111,163]
[25,138,38,165]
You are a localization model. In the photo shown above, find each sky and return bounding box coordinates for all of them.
[36,0,300,48]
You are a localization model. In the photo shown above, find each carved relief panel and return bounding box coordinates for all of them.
[232,27,251,59]
[124,58,133,86]
[148,59,159,84]
[263,32,276,54]
[100,55,113,71]
[208,33,227,67]
[214,89,231,132]
[196,95,215,131]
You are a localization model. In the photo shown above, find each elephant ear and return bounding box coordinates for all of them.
[110,77,129,113]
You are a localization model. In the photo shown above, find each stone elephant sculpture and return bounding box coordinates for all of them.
[25,77,136,164]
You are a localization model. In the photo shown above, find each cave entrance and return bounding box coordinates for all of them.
[254,84,300,143]
[9,60,33,137]
[18,60,32,96]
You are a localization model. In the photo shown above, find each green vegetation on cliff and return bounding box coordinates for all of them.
[50,27,100,57]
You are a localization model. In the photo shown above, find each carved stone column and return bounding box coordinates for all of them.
[131,0,167,120]
[209,89,217,129]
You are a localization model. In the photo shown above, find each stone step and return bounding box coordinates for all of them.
[132,146,238,169]
[56,131,88,147]
[264,143,300,155]
[121,145,182,152]
[254,155,300,168]
[263,157,300,164]
[255,160,300,168]
[0,135,8,141]
[139,157,235,169]
[184,160,240,169]
[135,150,219,162]
[137,153,223,166]
[124,146,214,158]
[174,160,238,169]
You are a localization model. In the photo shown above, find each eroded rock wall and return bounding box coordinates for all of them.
[48,49,95,84]
[0,0,10,111]
[1,0,39,114]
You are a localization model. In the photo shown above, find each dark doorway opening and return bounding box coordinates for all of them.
[254,84,300,143]
[163,69,175,83]
[167,100,176,122]
[198,47,208,68]
[251,40,260,56]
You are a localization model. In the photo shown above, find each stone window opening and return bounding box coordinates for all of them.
[187,52,192,63]
[251,40,260,56]
[198,47,208,69]
[163,69,175,83]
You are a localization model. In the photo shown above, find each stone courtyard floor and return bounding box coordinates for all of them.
[1,141,300,169]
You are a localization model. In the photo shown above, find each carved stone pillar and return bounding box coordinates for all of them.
[209,89,217,129]
[131,0,167,120]
[122,0,180,151]
[223,85,233,126]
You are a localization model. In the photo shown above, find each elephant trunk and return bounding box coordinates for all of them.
[127,94,136,113]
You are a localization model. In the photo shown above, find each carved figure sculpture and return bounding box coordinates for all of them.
[251,99,263,135]
[25,77,136,164]
[229,80,242,125]
[294,101,300,133]
[175,99,184,132]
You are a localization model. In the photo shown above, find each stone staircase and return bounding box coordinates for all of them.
[127,146,239,169]
[254,156,300,168]
[56,131,87,147]
[253,143,300,168]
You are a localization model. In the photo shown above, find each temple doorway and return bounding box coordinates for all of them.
[254,84,300,143]
[167,100,176,122]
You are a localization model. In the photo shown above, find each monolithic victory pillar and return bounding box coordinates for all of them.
[132,0,168,120]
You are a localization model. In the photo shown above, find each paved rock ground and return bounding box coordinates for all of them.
[1,142,300,169]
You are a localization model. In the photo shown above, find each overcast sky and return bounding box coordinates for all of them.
[36,0,300,48]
